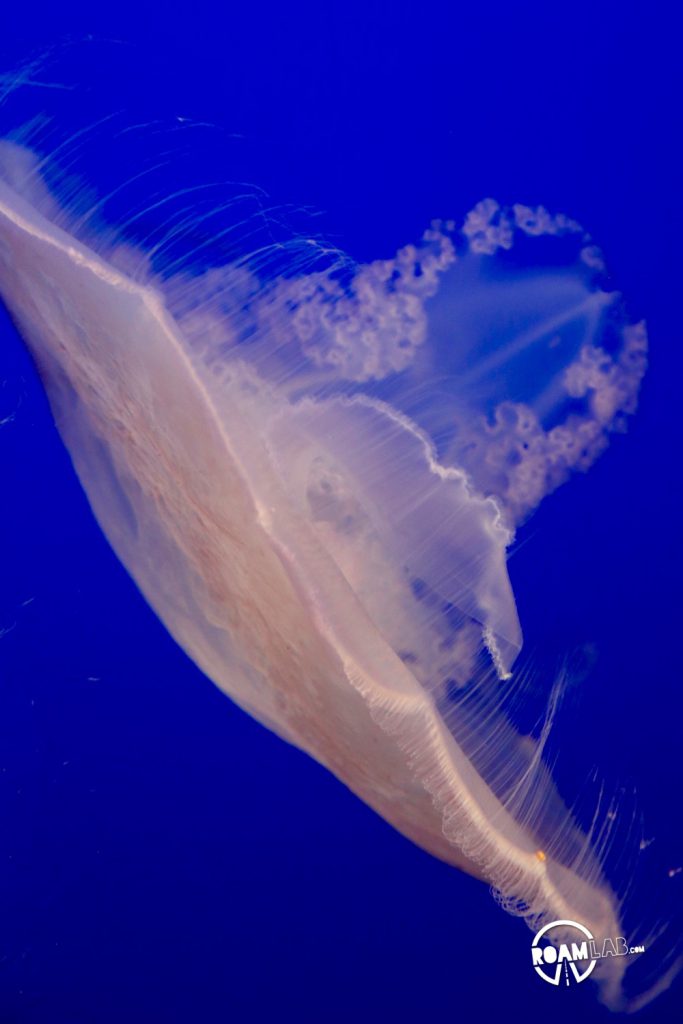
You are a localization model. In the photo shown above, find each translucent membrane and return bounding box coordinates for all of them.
[0,126,663,1009]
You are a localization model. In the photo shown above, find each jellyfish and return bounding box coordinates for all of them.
[0,63,676,1012]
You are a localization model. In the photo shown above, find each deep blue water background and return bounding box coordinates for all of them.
[1,3,682,1021]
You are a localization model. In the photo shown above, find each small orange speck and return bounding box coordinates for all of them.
[536,850,546,862]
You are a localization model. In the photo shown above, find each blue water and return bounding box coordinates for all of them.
[1,3,681,1021]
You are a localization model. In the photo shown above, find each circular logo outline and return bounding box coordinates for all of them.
[531,919,597,986]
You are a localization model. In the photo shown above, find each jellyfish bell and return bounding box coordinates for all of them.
[0,66,673,1011]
